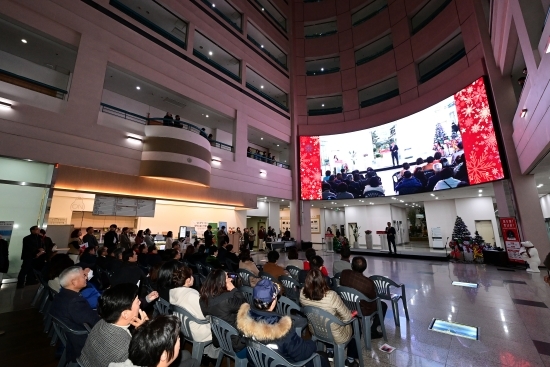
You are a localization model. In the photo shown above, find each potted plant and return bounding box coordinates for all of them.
[364,230,373,249]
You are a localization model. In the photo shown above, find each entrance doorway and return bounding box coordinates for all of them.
[475,220,495,246]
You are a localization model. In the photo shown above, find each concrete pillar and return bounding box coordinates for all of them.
[268,202,280,234]
[300,200,312,242]
[234,110,248,163]
[289,200,300,242]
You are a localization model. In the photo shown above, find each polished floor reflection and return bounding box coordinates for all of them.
[1,253,550,367]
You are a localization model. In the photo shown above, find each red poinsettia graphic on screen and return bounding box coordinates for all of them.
[453,77,505,184]
[299,136,322,200]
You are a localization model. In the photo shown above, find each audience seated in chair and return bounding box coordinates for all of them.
[262,251,289,282]
[332,246,352,275]
[110,250,148,288]
[434,167,462,191]
[50,266,101,364]
[426,163,443,191]
[79,247,97,268]
[339,256,388,339]
[335,182,354,200]
[286,247,304,270]
[395,171,422,194]
[238,249,260,287]
[363,177,385,196]
[299,256,330,285]
[303,249,328,276]
[321,182,336,200]
[156,260,181,301]
[236,279,329,367]
[108,315,199,367]
[106,248,124,273]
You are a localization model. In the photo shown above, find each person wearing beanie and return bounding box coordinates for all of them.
[236,279,329,367]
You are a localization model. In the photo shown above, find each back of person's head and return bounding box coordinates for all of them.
[353,174,361,182]
[433,163,443,172]
[184,245,195,257]
[328,175,335,182]
[48,253,75,280]
[322,182,331,191]
[351,256,367,273]
[208,245,218,256]
[440,167,454,180]
[434,152,442,160]
[426,156,434,163]
[122,249,136,262]
[70,229,80,238]
[337,182,348,193]
[197,245,205,254]
[166,231,173,238]
[226,244,233,253]
[458,142,463,149]
[110,224,117,230]
[199,269,228,306]
[239,249,251,262]
[403,171,412,179]
[310,255,324,269]
[128,315,181,367]
[303,269,329,301]
[40,229,46,235]
[99,246,108,257]
[305,248,316,262]
[150,262,164,283]
[340,246,351,260]
[138,244,148,254]
[171,266,194,288]
[325,170,331,176]
[287,247,299,260]
[113,247,124,259]
[403,163,410,170]
[440,158,449,167]
[59,265,82,287]
[148,245,157,253]
[416,157,424,165]
[98,283,139,323]
[158,260,181,292]
[267,250,279,263]
[137,230,144,237]
[366,171,375,178]
[253,279,280,310]
[369,176,380,187]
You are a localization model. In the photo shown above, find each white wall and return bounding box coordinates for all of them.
[455,197,501,247]
[0,50,69,90]
[321,208,346,237]
[424,200,457,247]
[268,202,280,234]
[541,195,550,218]
[215,128,232,146]
[344,205,392,245]
[390,205,410,244]
[247,201,269,217]
[49,191,95,224]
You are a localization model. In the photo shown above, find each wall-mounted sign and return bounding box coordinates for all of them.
[499,217,523,263]
[311,215,320,234]
[93,195,156,217]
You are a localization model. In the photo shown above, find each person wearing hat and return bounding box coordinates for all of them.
[236,279,329,367]
[520,241,541,273]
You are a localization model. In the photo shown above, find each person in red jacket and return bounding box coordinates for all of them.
[303,249,328,276]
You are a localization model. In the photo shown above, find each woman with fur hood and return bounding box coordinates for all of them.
[236,279,329,367]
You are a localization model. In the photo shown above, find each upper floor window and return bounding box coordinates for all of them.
[418,33,465,83]
[247,22,288,69]
[246,68,288,111]
[110,0,188,49]
[254,0,287,32]
[411,0,452,34]
[359,77,399,108]
[352,0,388,27]
[201,0,242,32]
[304,21,337,39]
[193,32,241,82]
[305,57,340,76]
[355,34,393,65]
[307,95,342,116]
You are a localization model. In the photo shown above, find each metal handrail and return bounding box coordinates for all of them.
[247,151,290,169]
[253,0,287,31]
[246,82,289,112]
[411,0,452,35]
[0,68,68,97]
[99,103,234,151]
[418,48,466,83]
[306,67,340,76]
[192,49,241,82]
[356,45,393,66]
[304,29,337,39]
[247,34,288,70]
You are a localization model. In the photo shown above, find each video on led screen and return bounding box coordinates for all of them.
[299,77,505,200]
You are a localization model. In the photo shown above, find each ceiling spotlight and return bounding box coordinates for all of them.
[205,115,209,118]
[537,184,544,188]
[127,136,143,143]
[520,109,527,118]
[21,39,27,43]
[322,104,325,107]
[546,37,550,53]
[260,85,264,89]
[478,189,483,193]
[261,7,264,11]
[261,137,264,140]
[321,68,324,71]
[281,199,284,201]
[478,194,482,196]
[435,197,439,200]
[136,86,140,90]
[261,45,264,48]
[276,144,280,146]
[208,51,213,56]
[212,3,215,7]
[259,169,267,177]
[430,194,435,196]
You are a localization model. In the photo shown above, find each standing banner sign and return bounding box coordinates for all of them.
[499,217,523,263]
[0,221,14,244]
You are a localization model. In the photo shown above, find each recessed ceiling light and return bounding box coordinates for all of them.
[478,190,483,193]
[546,37,550,53]
[281,199,284,201]
[212,3,215,7]
[136,86,140,90]
[537,184,544,188]
[209,51,213,56]
[322,104,325,107]
[520,109,528,118]
[260,85,264,89]
[21,39,27,43]
[430,194,435,196]
[261,137,264,140]
[206,115,209,118]
[478,194,482,196]
[321,68,324,71]
[276,144,279,146]
[261,45,264,48]
[435,197,439,200]
[261,7,264,11]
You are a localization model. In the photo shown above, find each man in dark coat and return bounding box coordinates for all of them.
[110,250,148,287]
[204,225,213,247]
[103,224,118,252]
[340,256,387,338]
[0,234,9,283]
[82,227,99,250]
[17,225,44,288]
[390,142,399,166]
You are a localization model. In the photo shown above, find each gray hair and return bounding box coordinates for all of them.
[59,266,82,287]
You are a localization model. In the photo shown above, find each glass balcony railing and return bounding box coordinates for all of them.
[411,0,452,35]
[247,34,288,70]
[352,1,388,27]
[304,29,337,39]
[356,45,393,66]
[418,48,466,83]
[201,0,242,32]
[306,67,340,76]
[193,49,241,82]
[0,68,68,99]
[308,106,343,116]
[246,82,289,112]
[360,89,399,108]
[99,103,233,151]
[253,0,287,32]
[247,150,290,169]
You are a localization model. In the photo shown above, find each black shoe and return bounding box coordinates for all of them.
[371,331,384,339]
[326,350,334,362]
[25,280,38,285]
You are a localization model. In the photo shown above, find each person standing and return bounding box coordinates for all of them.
[203,225,213,247]
[0,234,9,285]
[120,227,131,249]
[242,228,249,251]
[385,221,397,255]
[144,229,155,247]
[257,226,265,251]
[248,227,256,251]
[164,231,174,250]
[390,142,399,166]
[82,227,99,250]
[216,226,227,246]
[17,226,44,288]
[103,224,119,252]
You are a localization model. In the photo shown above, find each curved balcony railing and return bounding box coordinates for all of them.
[411,0,452,35]
[304,29,337,39]
[352,4,389,27]
[247,35,288,70]
[360,89,399,108]
[306,67,340,76]
[100,103,233,151]
[247,151,290,169]
[253,0,287,32]
[308,106,343,116]
[356,45,393,66]
[246,83,289,112]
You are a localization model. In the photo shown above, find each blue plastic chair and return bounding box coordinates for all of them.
[247,338,322,367]
[336,286,387,350]
[171,304,213,361]
[275,296,306,336]
[210,316,247,367]
[302,305,365,367]
[370,275,410,327]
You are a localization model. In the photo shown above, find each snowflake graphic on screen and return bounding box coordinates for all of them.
[467,151,503,184]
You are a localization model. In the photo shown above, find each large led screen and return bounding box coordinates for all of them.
[299,77,505,200]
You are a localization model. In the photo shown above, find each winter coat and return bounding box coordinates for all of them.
[299,290,353,344]
[199,289,247,351]
[0,238,9,273]
[171,287,212,342]
[236,303,317,363]
[239,260,261,287]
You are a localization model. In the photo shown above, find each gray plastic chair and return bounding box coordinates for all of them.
[370,275,409,327]
[302,305,365,367]
[44,287,59,334]
[210,316,247,367]
[278,275,301,303]
[154,297,171,316]
[31,269,46,307]
[286,265,301,280]
[259,271,277,282]
[237,268,258,287]
[171,304,213,361]
[247,338,322,367]
[239,286,254,306]
[51,315,89,367]
[331,272,342,290]
[276,296,306,336]
[336,286,387,350]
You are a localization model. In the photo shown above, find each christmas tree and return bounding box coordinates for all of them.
[452,216,471,243]
[473,231,484,245]
[434,122,449,145]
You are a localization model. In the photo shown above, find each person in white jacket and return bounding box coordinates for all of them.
[169,266,220,359]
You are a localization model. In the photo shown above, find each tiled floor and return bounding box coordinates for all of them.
[2,253,550,367]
